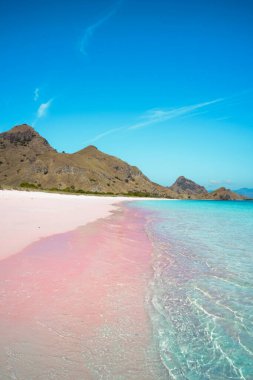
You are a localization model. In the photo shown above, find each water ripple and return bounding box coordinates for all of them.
[132,200,253,379]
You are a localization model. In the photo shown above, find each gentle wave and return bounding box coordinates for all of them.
[130,200,253,380]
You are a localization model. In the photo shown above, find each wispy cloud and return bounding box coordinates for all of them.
[87,98,223,143]
[37,99,53,118]
[32,99,53,126]
[80,0,123,55]
[87,127,124,144]
[128,99,223,130]
[209,179,233,186]
[34,88,40,101]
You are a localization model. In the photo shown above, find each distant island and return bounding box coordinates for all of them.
[234,188,253,199]
[0,124,245,200]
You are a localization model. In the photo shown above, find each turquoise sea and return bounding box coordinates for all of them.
[131,200,253,380]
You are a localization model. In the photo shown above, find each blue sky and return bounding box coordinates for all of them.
[0,0,253,188]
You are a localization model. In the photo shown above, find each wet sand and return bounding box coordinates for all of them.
[0,204,167,379]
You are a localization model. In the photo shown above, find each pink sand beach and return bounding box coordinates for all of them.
[0,191,166,379]
[0,190,127,261]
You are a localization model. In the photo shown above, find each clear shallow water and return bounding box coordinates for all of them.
[130,200,253,380]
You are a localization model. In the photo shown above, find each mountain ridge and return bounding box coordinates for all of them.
[0,124,176,197]
[0,124,245,200]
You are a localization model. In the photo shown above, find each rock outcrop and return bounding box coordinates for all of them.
[169,176,208,199]
[208,187,244,201]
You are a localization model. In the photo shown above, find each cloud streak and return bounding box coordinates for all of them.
[80,0,123,55]
[209,179,233,186]
[87,98,223,143]
[37,99,53,118]
[128,99,223,130]
[32,99,53,126]
[86,126,124,144]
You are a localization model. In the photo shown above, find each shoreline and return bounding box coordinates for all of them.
[0,202,167,379]
[0,189,174,261]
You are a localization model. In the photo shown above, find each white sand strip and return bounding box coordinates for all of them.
[0,190,131,260]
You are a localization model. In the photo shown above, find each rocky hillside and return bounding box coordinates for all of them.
[0,124,176,198]
[169,176,208,199]
[168,176,244,200]
[0,124,246,200]
[208,187,244,200]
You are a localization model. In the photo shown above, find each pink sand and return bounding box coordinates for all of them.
[0,190,130,261]
[0,205,166,379]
